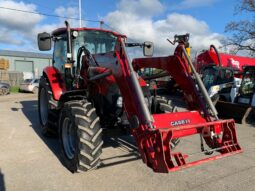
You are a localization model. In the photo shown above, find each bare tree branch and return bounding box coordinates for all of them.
[225,0,255,57]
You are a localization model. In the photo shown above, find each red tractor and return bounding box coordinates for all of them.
[37,21,241,173]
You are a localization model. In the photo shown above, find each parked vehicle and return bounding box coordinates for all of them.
[19,78,39,94]
[216,66,255,124]
[201,65,235,102]
[0,82,10,95]
[196,45,255,123]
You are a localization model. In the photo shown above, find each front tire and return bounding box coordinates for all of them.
[38,76,58,136]
[59,100,103,172]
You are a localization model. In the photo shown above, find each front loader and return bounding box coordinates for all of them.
[37,21,242,173]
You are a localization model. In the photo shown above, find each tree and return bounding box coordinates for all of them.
[225,0,255,56]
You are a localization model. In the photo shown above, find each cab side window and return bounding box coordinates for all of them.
[53,38,67,73]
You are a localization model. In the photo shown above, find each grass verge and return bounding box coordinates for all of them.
[10,86,20,93]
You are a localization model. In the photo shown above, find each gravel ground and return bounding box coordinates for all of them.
[0,93,255,191]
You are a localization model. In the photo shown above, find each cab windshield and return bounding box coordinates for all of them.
[73,30,118,62]
[240,70,255,96]
[202,67,218,89]
[202,67,233,89]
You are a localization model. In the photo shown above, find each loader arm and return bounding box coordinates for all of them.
[132,55,209,119]
[95,37,242,173]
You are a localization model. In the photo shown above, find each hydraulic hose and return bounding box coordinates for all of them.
[210,45,222,67]
[182,46,219,120]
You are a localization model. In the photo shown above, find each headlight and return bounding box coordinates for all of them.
[208,85,220,97]
[116,96,123,108]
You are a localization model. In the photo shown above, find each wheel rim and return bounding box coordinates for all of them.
[39,88,48,126]
[62,117,76,159]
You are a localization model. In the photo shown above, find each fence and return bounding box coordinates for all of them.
[0,70,23,86]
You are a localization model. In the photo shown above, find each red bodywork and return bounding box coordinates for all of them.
[196,47,255,74]
[45,29,242,173]
[43,67,66,100]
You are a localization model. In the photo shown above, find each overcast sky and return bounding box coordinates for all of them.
[0,0,246,55]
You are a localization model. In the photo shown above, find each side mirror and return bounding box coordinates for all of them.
[143,41,154,57]
[38,32,52,51]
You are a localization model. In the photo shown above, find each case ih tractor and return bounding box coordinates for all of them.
[37,21,241,173]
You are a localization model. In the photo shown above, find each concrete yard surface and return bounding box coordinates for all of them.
[0,93,255,191]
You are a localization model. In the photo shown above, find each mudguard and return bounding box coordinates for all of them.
[43,66,66,100]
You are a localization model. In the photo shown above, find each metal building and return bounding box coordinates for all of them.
[0,50,52,77]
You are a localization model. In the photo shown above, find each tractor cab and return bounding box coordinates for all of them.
[39,27,124,89]
[201,65,235,101]
[236,66,255,106]
[38,22,157,128]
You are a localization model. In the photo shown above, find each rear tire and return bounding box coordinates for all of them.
[38,76,58,136]
[153,96,176,113]
[59,100,103,173]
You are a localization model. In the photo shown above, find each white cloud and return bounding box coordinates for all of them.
[54,6,82,27]
[105,2,223,56]
[117,0,164,17]
[0,0,43,32]
[0,0,44,48]
[0,0,81,51]
[0,28,23,45]
[0,0,222,55]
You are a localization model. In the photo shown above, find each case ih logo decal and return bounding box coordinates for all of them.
[171,119,191,126]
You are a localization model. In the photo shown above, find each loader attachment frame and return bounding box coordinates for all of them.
[134,115,241,172]
[95,37,242,173]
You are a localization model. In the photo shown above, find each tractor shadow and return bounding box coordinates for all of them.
[15,100,140,171]
[15,100,62,160]
[99,132,141,169]
[0,169,5,191]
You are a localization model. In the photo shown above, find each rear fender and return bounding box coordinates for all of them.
[58,90,87,105]
[43,67,66,100]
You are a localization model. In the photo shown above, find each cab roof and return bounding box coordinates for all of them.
[52,27,126,38]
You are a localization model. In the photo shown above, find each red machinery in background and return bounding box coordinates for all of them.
[196,45,255,123]
[196,45,255,75]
